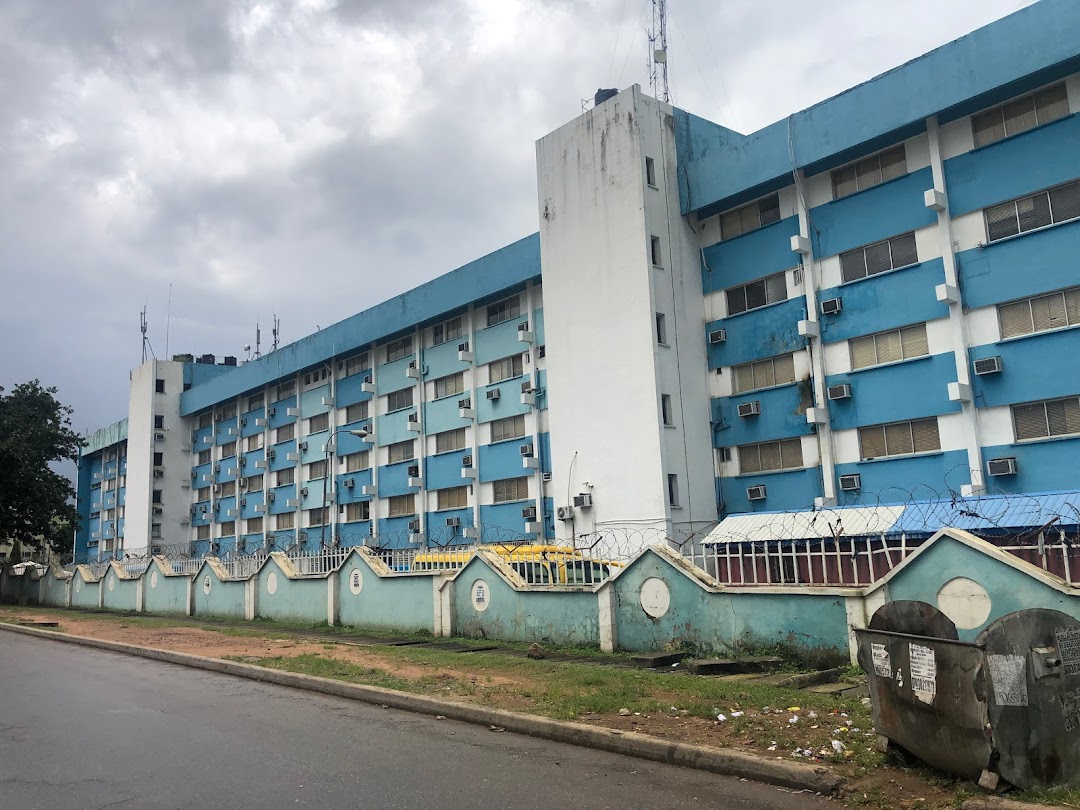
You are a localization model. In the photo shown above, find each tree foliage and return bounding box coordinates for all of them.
[0,380,82,550]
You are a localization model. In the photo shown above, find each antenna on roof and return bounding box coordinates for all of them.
[648,0,670,103]
[139,305,156,363]
[270,314,280,354]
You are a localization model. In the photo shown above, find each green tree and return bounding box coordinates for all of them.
[0,381,82,552]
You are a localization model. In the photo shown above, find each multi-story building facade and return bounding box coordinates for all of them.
[75,0,1080,561]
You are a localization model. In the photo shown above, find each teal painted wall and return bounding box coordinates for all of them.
[255,560,330,624]
[42,572,69,606]
[336,556,435,632]
[101,572,139,611]
[450,558,600,646]
[192,569,246,619]
[70,574,100,609]
[144,570,190,614]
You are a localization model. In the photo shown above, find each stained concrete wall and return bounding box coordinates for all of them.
[336,553,436,633]
[143,565,190,615]
[191,566,247,619]
[254,558,329,624]
[101,570,139,612]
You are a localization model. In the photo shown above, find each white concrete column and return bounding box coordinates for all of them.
[245,577,257,621]
[327,572,339,626]
[185,576,194,616]
[436,577,453,637]
[597,582,618,652]
[135,575,145,613]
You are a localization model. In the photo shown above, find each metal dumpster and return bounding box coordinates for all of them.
[856,601,1080,790]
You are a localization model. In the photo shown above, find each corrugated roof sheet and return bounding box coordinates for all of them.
[702,505,905,544]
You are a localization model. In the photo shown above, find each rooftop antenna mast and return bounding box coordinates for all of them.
[648,0,670,103]
[270,314,280,354]
[139,305,155,363]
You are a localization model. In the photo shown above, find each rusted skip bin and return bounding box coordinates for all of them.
[857,602,1080,790]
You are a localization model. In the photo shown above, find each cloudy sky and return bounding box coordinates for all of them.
[1,0,1034,436]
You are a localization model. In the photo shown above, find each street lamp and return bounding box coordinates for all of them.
[320,426,370,549]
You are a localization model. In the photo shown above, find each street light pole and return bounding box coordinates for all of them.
[320,427,369,550]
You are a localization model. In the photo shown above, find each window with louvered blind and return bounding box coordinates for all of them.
[840,233,918,283]
[985,179,1080,243]
[719,194,781,240]
[972,83,1069,148]
[1012,397,1080,441]
[726,272,788,316]
[738,438,803,474]
[437,486,469,510]
[997,286,1080,339]
[732,353,797,393]
[859,418,939,460]
[831,146,907,199]
[849,324,929,369]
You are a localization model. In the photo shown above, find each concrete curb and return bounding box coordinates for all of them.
[962,797,1059,810]
[1,622,841,795]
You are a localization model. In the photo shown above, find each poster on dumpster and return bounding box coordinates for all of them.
[1057,628,1080,676]
[871,643,891,678]
[987,654,1029,707]
[909,643,936,703]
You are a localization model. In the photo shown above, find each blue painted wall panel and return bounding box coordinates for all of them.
[215,495,238,523]
[241,449,264,478]
[423,393,472,435]
[425,508,474,547]
[300,384,332,417]
[336,373,373,408]
[479,502,530,538]
[706,297,807,369]
[378,461,417,498]
[376,357,417,396]
[376,516,417,547]
[944,113,1080,216]
[335,469,373,503]
[338,522,372,547]
[476,378,531,423]
[478,440,530,484]
[533,307,546,346]
[267,396,297,429]
[536,369,549,411]
[819,259,948,342]
[299,431,328,465]
[240,491,264,520]
[957,219,1080,309]
[712,383,812,447]
[240,407,265,438]
[834,449,971,505]
[825,353,961,430]
[701,217,800,294]
[474,318,527,366]
[335,428,373,456]
[215,418,239,446]
[214,456,238,484]
[423,339,470,380]
[719,467,822,514]
[980,439,1080,495]
[376,407,418,447]
[810,168,936,259]
[268,484,296,515]
[268,439,297,472]
[971,328,1080,408]
[426,450,470,491]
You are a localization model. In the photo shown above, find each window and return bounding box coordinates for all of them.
[985,179,1080,242]
[972,83,1069,148]
[732,354,797,393]
[198,449,211,465]
[244,474,264,491]
[303,367,329,387]
[248,394,264,411]
[386,388,415,413]
[645,156,657,187]
[490,415,526,443]
[153,452,163,466]
[344,451,370,472]
[388,440,415,464]
[437,486,469,510]
[307,413,329,434]
[105,478,116,492]
[650,235,663,267]
[197,487,211,501]
[276,423,295,443]
[245,434,264,452]
[720,194,781,240]
[154,415,165,429]
[276,382,295,400]
[434,372,465,399]
[667,474,680,507]
[432,317,463,346]
[345,502,370,522]
[726,272,787,315]
[493,477,528,503]
[738,439,804,474]
[276,512,295,530]
[661,394,674,427]
[388,494,416,517]
[220,521,236,536]
[306,508,328,527]
[831,146,907,199]
[385,336,413,363]
[343,352,369,377]
[275,468,295,487]
[849,324,929,369]
[1012,397,1080,441]
[655,312,667,345]
[246,517,263,534]
[345,401,369,423]
[155,378,165,393]
[198,413,213,429]
[218,404,237,421]
[306,460,328,480]
[487,296,521,327]
[489,354,523,383]
[152,489,162,504]
[435,428,467,453]
[998,287,1080,339]
[859,418,940,460]
[221,441,237,458]
[197,525,211,540]
[840,233,918,283]
[220,481,236,497]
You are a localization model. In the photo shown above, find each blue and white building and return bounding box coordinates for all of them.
[76,0,1080,561]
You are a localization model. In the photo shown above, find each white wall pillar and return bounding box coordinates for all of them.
[597,582,618,652]
[327,572,339,626]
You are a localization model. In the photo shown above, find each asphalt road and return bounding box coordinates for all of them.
[0,632,828,809]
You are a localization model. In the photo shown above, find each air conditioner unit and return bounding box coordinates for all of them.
[839,474,862,491]
[267,407,276,416]
[746,485,767,501]
[556,505,574,521]
[407,465,420,477]
[152,506,163,515]
[213,464,221,473]
[300,487,309,496]
[737,401,761,418]
[708,329,726,344]
[988,457,1018,476]
[519,443,535,457]
[486,389,501,401]
[406,362,420,379]
[542,472,552,483]
[461,455,473,468]
[458,398,472,409]
[344,478,355,489]
[213,483,221,493]
[538,345,546,359]
[267,492,276,502]
[153,469,164,479]
[321,396,334,407]
[240,497,247,507]
[573,493,593,508]
[445,517,461,527]
[827,383,852,400]
[361,377,376,393]
[821,298,843,316]
[240,417,248,426]
[154,432,166,442]
[298,441,308,451]
[286,407,300,417]
[458,342,473,362]
[238,479,248,490]
[458,342,470,353]
[255,417,268,427]
[517,322,534,343]
[408,519,421,532]
[267,449,276,460]
[521,506,537,520]
[973,356,1003,375]
[408,412,419,422]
